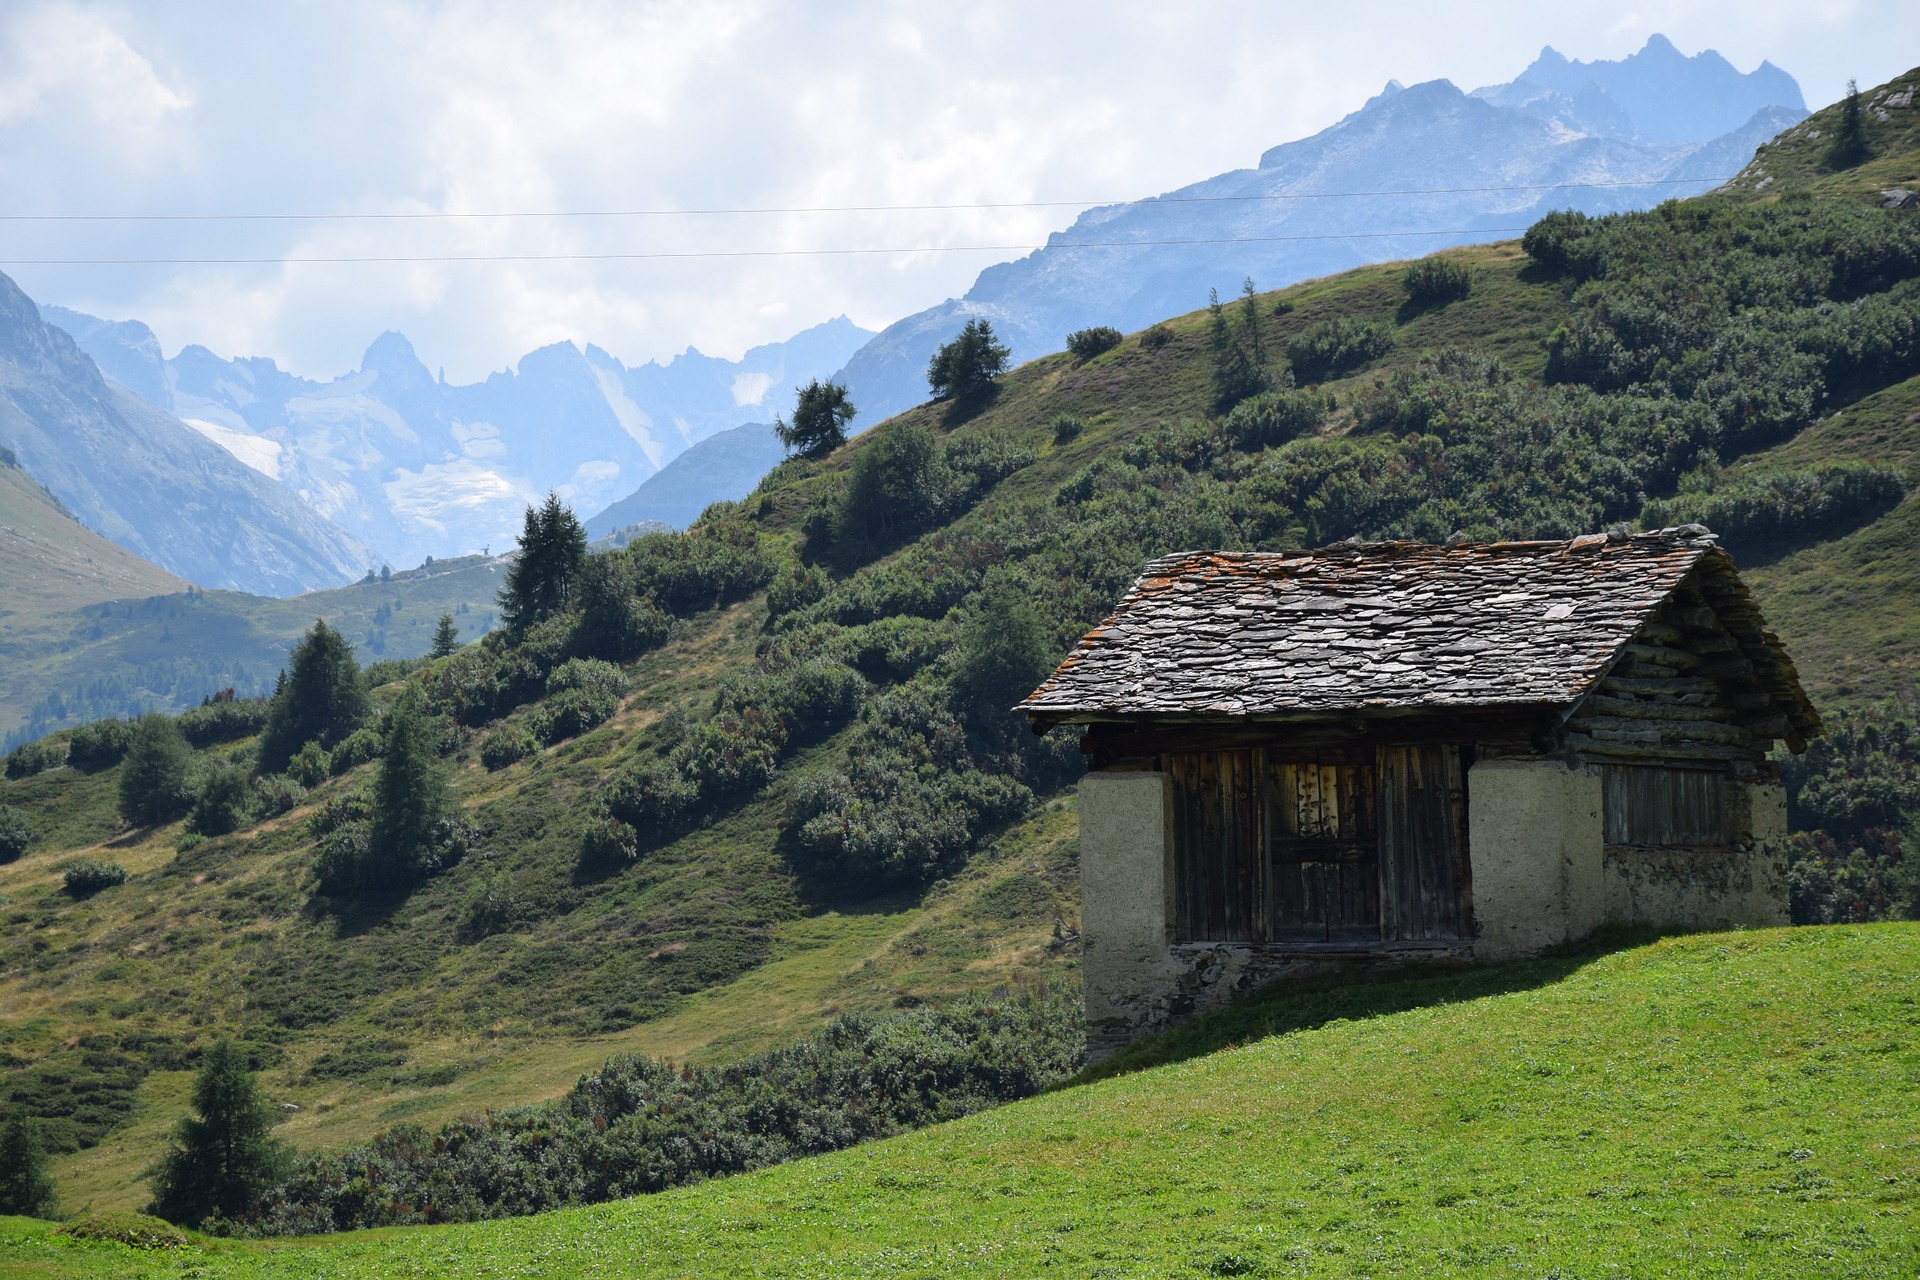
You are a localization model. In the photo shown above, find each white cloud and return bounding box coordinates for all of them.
[2,0,1913,382]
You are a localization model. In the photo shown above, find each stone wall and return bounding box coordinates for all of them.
[1600,780,1789,928]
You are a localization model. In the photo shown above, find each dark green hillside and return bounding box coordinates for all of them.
[2,62,1919,1226]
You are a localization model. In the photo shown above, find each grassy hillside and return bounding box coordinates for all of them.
[0,555,509,748]
[3,924,1914,1276]
[1722,68,1920,202]
[2,63,1918,1235]
[0,452,185,618]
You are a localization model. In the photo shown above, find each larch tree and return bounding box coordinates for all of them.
[775,379,857,458]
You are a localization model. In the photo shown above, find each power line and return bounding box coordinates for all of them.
[0,227,1540,266]
[0,178,1736,223]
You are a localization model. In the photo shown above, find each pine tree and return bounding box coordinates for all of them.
[1207,278,1272,411]
[775,379,857,458]
[498,493,588,634]
[1829,77,1869,169]
[148,1040,290,1228]
[257,621,368,775]
[367,686,448,890]
[0,1113,57,1218]
[430,613,460,658]
[118,712,194,827]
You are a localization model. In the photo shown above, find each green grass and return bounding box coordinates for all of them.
[1719,66,1920,204]
[2,923,1913,1277]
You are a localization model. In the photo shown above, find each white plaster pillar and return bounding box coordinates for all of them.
[1077,771,1176,1046]
[1466,758,1603,961]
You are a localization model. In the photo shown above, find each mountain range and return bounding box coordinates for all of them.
[43,309,873,571]
[19,34,1807,587]
[0,273,374,596]
[834,35,1807,423]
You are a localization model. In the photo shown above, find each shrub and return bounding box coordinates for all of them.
[460,862,517,939]
[766,560,830,618]
[5,737,66,779]
[63,859,129,896]
[1051,414,1086,444]
[1140,323,1173,349]
[190,765,255,837]
[238,991,1083,1235]
[580,815,641,867]
[1521,208,1595,276]
[67,718,134,771]
[1403,257,1473,305]
[540,659,625,742]
[0,802,32,862]
[1640,462,1907,558]
[177,696,270,748]
[287,740,331,790]
[311,822,372,896]
[1222,388,1336,449]
[1065,325,1123,360]
[327,727,382,775]
[251,775,307,819]
[479,726,535,770]
[1287,317,1394,382]
[57,1212,185,1249]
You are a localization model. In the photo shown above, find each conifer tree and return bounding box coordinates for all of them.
[1829,77,1868,169]
[926,319,1011,401]
[367,686,448,890]
[775,379,857,458]
[148,1040,290,1227]
[257,620,367,775]
[430,613,460,658]
[0,1112,57,1218]
[118,712,194,827]
[498,493,588,634]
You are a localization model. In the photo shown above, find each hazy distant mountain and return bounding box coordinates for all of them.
[44,309,873,569]
[833,35,1807,424]
[0,272,375,596]
[584,421,788,536]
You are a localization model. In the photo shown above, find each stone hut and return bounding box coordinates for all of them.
[1016,527,1820,1053]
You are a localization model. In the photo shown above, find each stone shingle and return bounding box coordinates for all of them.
[1019,527,1810,726]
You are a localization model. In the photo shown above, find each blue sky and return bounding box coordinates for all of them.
[1,1,1913,381]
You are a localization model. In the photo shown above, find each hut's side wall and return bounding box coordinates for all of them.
[1078,772,1180,1055]
[1601,779,1790,929]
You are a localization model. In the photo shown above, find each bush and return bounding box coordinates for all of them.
[1065,325,1123,360]
[67,718,134,771]
[479,726,535,770]
[580,815,641,867]
[327,727,382,775]
[5,737,66,779]
[1641,462,1907,558]
[1287,317,1394,382]
[237,991,1083,1235]
[1140,323,1173,349]
[177,696,270,748]
[460,862,517,939]
[1051,414,1086,444]
[287,741,330,790]
[0,802,32,862]
[189,765,255,837]
[766,560,829,618]
[63,859,129,896]
[251,775,307,819]
[1222,388,1336,449]
[1403,257,1473,305]
[56,1212,185,1249]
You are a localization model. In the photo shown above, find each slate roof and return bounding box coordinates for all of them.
[1018,527,1811,728]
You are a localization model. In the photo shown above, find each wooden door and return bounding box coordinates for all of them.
[1169,750,1261,942]
[1377,744,1471,941]
[1263,755,1379,943]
